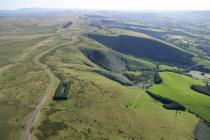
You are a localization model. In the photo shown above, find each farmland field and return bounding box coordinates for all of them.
[149,72,210,122]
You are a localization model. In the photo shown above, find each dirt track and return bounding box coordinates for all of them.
[22,19,82,140]
[22,43,63,140]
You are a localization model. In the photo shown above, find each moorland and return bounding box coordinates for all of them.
[0,9,210,140]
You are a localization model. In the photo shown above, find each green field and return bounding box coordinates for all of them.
[149,72,210,122]
[158,65,179,71]
[34,43,199,139]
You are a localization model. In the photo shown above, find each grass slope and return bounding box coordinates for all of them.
[34,34,199,140]
[0,14,205,140]
[0,13,74,140]
[81,47,155,72]
[149,72,210,122]
[0,37,49,67]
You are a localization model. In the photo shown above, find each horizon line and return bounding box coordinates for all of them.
[0,7,210,12]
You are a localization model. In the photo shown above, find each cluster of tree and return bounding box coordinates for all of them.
[146,91,185,111]
[53,81,71,100]
[62,22,72,28]
[154,71,162,84]
[191,84,210,96]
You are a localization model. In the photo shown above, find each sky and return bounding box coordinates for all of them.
[0,0,210,11]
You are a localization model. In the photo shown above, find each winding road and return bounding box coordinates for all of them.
[22,19,83,140]
[22,43,67,140]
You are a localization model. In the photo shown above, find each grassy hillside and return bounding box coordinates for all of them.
[0,36,50,67]
[110,28,152,39]
[0,13,73,140]
[149,72,210,123]
[158,65,179,71]
[35,42,199,140]
[87,34,194,67]
[1,12,209,140]
[81,47,155,72]
[81,47,127,71]
[80,47,156,86]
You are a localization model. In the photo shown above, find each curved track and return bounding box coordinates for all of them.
[22,43,66,140]
[22,19,83,140]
